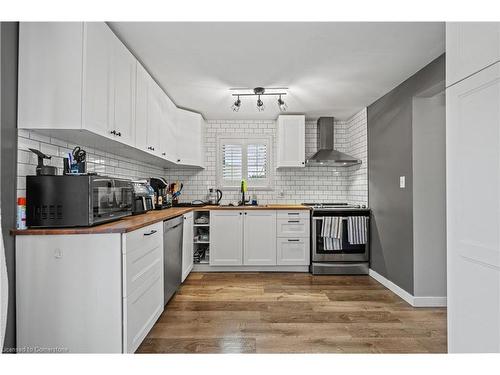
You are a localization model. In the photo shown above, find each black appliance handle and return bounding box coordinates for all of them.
[216,189,223,203]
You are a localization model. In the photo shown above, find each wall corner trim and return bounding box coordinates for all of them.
[368,269,447,307]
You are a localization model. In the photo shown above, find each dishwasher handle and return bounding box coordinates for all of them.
[165,223,182,232]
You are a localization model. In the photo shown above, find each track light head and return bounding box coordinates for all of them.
[277,95,287,112]
[256,95,265,112]
[231,96,241,112]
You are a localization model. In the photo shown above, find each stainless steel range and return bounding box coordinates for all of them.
[304,203,370,275]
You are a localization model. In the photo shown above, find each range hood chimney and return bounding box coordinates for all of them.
[306,117,361,167]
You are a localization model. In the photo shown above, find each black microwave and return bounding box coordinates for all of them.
[26,175,133,228]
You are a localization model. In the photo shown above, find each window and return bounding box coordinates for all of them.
[218,136,272,189]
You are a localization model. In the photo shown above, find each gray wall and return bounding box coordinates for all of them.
[367,54,445,294]
[1,22,18,351]
[412,93,446,297]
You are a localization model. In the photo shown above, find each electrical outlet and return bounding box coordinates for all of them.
[399,176,406,189]
[279,190,285,197]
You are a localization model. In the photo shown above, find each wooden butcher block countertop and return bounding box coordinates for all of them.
[11,204,310,235]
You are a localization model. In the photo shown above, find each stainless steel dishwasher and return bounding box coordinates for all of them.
[163,216,183,305]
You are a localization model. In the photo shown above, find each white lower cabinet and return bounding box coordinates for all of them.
[243,211,277,265]
[209,209,310,267]
[277,238,310,266]
[182,212,194,282]
[16,222,164,353]
[210,210,244,265]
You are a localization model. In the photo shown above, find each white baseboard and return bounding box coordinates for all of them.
[368,269,447,307]
[413,296,447,307]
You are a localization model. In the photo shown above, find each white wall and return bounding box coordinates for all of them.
[412,93,447,298]
[165,109,368,205]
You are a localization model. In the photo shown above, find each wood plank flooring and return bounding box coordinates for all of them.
[137,272,447,354]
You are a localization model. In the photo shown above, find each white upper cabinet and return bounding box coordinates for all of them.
[446,22,500,87]
[276,115,305,168]
[159,95,178,161]
[82,22,114,138]
[110,35,137,147]
[175,108,205,167]
[243,211,277,266]
[18,22,205,169]
[18,22,84,129]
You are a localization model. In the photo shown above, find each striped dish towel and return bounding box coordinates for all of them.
[321,217,342,251]
[347,216,368,245]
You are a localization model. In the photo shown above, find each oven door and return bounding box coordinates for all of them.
[312,216,369,262]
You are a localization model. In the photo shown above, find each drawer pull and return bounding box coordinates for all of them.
[144,230,157,236]
[288,220,300,223]
[287,239,300,242]
[287,212,300,215]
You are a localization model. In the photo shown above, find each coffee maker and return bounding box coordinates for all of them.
[131,180,155,215]
[149,177,172,209]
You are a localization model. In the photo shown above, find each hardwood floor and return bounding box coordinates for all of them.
[137,272,447,354]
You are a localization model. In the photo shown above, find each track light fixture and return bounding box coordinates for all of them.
[277,95,287,112]
[229,87,288,112]
[256,95,265,111]
[231,95,241,112]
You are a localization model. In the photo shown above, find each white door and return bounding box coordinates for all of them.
[82,22,113,138]
[210,211,243,266]
[243,211,277,266]
[447,61,500,352]
[276,115,305,168]
[446,22,500,87]
[181,212,194,282]
[111,39,136,147]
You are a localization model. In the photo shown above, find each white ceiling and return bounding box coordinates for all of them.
[109,22,445,120]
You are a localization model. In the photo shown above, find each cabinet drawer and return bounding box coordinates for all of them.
[277,238,310,266]
[277,210,310,219]
[123,222,163,255]
[123,268,163,353]
[277,218,310,237]
[123,243,162,297]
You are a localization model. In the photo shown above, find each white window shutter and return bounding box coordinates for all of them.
[222,144,243,182]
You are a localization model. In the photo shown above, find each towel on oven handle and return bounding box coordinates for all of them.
[321,217,343,251]
[347,216,368,245]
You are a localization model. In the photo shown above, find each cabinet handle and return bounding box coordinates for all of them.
[287,239,300,242]
[288,220,300,223]
[177,159,181,163]
[144,230,157,236]
[162,152,166,156]
[110,130,116,135]
[239,212,242,215]
[287,213,300,215]
[148,146,155,151]
[244,212,247,215]
[301,161,305,165]
[116,131,121,137]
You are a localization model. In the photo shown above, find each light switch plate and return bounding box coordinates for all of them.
[399,176,406,189]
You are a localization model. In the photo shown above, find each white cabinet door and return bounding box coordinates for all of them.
[276,115,305,168]
[243,210,277,266]
[146,80,163,156]
[175,108,204,167]
[159,95,178,162]
[210,211,243,266]
[182,212,194,282]
[18,22,84,130]
[16,234,123,353]
[82,22,114,138]
[277,238,310,266]
[111,38,136,147]
[135,63,149,151]
[446,22,500,87]
[447,62,500,352]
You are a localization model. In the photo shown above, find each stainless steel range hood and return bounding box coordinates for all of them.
[306,117,361,167]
